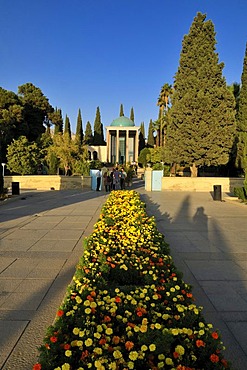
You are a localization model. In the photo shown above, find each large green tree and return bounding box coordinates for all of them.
[156,83,173,147]
[0,87,25,162]
[139,122,146,153]
[18,83,53,142]
[84,121,93,145]
[6,136,40,175]
[64,115,72,139]
[93,107,105,145]
[167,12,236,176]
[75,108,84,145]
[147,119,155,147]
[130,107,134,122]
[236,43,247,171]
[119,104,124,117]
[50,108,63,134]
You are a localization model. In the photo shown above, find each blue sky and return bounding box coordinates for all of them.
[1,0,247,134]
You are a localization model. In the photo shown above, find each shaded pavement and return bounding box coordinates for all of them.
[0,183,247,369]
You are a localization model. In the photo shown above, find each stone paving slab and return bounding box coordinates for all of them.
[139,190,247,370]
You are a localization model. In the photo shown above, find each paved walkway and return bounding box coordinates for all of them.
[0,184,246,369]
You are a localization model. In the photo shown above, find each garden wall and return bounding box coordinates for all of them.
[4,175,92,191]
[161,176,244,192]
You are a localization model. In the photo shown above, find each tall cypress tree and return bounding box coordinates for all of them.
[147,119,155,147]
[130,107,134,122]
[84,121,93,145]
[167,12,236,177]
[93,107,105,145]
[52,108,63,134]
[75,108,84,145]
[139,122,146,153]
[64,115,71,139]
[236,43,247,171]
[119,104,124,117]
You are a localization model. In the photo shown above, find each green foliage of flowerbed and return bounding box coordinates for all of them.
[34,190,232,370]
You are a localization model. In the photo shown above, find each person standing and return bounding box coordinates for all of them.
[96,169,102,191]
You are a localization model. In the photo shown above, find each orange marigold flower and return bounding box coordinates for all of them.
[212,331,219,339]
[127,322,136,328]
[196,340,205,348]
[221,359,228,367]
[112,336,120,345]
[115,296,121,303]
[173,351,180,359]
[103,315,111,322]
[64,343,71,350]
[210,354,220,363]
[81,350,89,360]
[57,309,64,317]
[99,338,107,345]
[50,336,58,343]
[33,364,42,370]
[125,341,134,351]
[90,291,96,297]
[87,295,94,301]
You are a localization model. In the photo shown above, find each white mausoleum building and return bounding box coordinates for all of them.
[105,116,139,164]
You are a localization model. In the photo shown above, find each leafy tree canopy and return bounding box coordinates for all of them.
[167,12,236,176]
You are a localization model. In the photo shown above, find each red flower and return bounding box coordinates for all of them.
[81,350,89,360]
[210,354,220,363]
[115,296,121,303]
[196,340,205,348]
[33,364,42,370]
[64,343,71,350]
[50,336,58,343]
[103,315,111,322]
[212,331,219,339]
[221,359,228,368]
[173,351,179,359]
[125,341,134,351]
[56,309,64,317]
[99,338,107,345]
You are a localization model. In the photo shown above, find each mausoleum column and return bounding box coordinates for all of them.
[116,128,120,164]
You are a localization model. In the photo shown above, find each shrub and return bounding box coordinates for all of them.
[233,187,247,201]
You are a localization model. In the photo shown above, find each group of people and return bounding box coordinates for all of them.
[96,167,127,192]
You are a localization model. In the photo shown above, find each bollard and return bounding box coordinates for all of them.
[12,182,20,195]
[213,185,222,201]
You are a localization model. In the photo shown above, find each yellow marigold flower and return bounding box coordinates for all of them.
[85,338,93,347]
[162,314,169,320]
[141,345,148,351]
[108,363,117,370]
[177,306,184,313]
[90,302,97,308]
[158,362,164,368]
[170,287,175,293]
[94,332,101,339]
[62,364,70,370]
[158,354,165,360]
[175,285,180,290]
[133,326,139,332]
[199,329,205,336]
[75,295,82,304]
[113,350,122,359]
[79,330,84,337]
[149,344,156,352]
[192,355,197,361]
[154,323,162,329]
[85,308,91,314]
[54,367,61,370]
[127,362,134,369]
[73,327,80,335]
[97,325,103,333]
[171,328,179,335]
[140,325,147,333]
[94,347,103,355]
[65,350,72,357]
[105,327,113,335]
[129,351,138,361]
[165,358,174,365]
[175,345,185,355]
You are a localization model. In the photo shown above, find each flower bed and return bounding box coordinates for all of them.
[34,190,231,370]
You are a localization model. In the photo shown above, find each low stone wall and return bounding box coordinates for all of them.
[4,175,92,191]
[161,176,244,192]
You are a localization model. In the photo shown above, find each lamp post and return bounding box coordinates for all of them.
[1,163,6,177]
